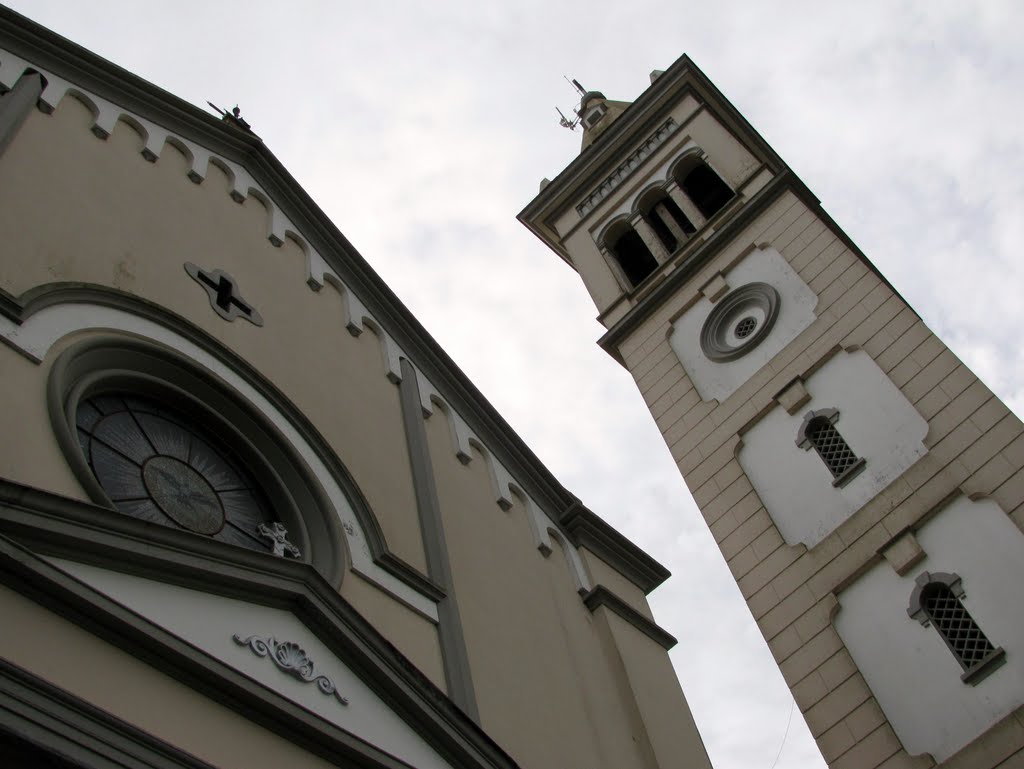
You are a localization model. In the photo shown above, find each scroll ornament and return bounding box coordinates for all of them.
[232,634,348,705]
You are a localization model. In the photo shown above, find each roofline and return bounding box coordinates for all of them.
[0,5,670,593]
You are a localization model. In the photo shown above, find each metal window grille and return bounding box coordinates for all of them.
[807,417,859,478]
[734,317,757,339]
[923,583,996,670]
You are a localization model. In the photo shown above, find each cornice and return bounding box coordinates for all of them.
[0,5,257,163]
[560,499,669,593]
[0,6,669,595]
[0,657,218,768]
[582,585,677,650]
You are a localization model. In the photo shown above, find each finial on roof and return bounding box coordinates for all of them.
[207,101,253,132]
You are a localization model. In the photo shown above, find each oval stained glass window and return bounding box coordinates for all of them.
[75,393,274,553]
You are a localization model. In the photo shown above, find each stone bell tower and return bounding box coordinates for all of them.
[520,58,1024,769]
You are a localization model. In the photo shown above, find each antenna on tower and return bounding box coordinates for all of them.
[555,76,587,131]
[556,107,578,131]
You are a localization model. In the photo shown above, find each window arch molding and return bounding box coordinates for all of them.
[669,153,734,220]
[907,570,1006,684]
[596,212,633,248]
[47,334,350,584]
[631,182,671,216]
[907,571,964,622]
[795,407,866,487]
[665,145,707,182]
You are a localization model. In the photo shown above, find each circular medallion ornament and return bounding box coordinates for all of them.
[699,282,780,362]
[143,456,224,534]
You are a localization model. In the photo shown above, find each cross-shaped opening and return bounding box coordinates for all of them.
[199,271,252,317]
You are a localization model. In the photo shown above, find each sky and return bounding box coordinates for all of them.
[6,2,1024,768]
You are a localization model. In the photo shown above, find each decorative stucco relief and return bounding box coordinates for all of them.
[233,633,349,705]
[669,246,818,402]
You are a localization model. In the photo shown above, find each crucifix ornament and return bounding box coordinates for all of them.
[185,263,264,326]
[258,521,301,558]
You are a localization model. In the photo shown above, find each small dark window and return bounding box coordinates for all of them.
[922,583,996,671]
[807,417,859,478]
[608,227,658,287]
[796,409,865,487]
[681,163,733,219]
[908,572,1005,684]
[734,316,758,338]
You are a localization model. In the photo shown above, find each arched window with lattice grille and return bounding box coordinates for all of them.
[795,408,865,487]
[907,571,1005,685]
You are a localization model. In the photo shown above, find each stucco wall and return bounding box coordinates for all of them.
[0,66,701,769]
[423,409,676,769]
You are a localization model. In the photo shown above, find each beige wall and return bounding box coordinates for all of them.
[340,570,446,691]
[423,405,701,769]
[617,183,1024,767]
[0,340,85,499]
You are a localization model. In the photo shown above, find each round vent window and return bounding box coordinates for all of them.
[699,282,780,362]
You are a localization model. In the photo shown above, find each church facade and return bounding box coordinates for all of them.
[0,7,714,769]
[521,55,1024,769]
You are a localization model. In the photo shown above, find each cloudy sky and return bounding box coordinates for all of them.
[8,2,1024,767]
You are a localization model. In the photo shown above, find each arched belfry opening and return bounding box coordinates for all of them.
[678,161,733,219]
[604,220,658,287]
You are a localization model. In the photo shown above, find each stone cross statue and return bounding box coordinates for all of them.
[257,522,301,558]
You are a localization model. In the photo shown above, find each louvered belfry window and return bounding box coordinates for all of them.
[807,416,859,478]
[922,582,996,670]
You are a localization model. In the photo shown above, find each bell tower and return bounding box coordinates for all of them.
[521,57,1024,769]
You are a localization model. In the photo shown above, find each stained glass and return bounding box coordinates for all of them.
[76,393,273,553]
